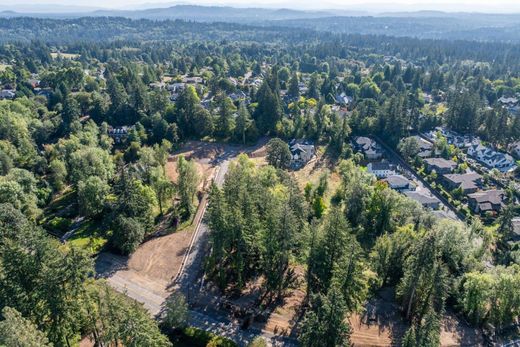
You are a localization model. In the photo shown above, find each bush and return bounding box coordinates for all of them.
[179,327,237,347]
[46,216,72,233]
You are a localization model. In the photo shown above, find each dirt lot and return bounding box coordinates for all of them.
[96,141,229,314]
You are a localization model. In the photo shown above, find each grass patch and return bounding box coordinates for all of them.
[68,219,108,255]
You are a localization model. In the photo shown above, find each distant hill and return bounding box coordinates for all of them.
[2,4,520,42]
[0,5,337,22]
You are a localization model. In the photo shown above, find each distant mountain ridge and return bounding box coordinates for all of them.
[2,4,520,43]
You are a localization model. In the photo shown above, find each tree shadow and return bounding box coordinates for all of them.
[94,252,129,278]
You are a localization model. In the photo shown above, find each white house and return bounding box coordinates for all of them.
[289,140,315,168]
[467,144,517,173]
[0,89,15,100]
[367,161,396,178]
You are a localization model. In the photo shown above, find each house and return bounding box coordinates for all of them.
[467,144,517,173]
[182,76,204,84]
[35,88,52,99]
[498,96,518,107]
[167,82,186,93]
[467,189,505,214]
[149,82,166,89]
[367,161,396,178]
[289,140,315,168]
[442,172,482,194]
[229,91,247,102]
[383,174,416,191]
[334,92,353,106]
[108,126,131,144]
[423,158,457,174]
[0,89,15,100]
[404,191,441,209]
[412,135,434,158]
[353,136,384,160]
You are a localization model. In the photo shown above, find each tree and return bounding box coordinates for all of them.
[176,156,199,219]
[92,282,172,347]
[248,337,267,347]
[162,291,188,330]
[111,215,145,254]
[215,94,236,139]
[299,285,350,347]
[398,137,421,161]
[254,80,282,133]
[307,73,320,100]
[266,138,291,170]
[151,171,174,216]
[288,72,300,99]
[234,102,253,145]
[69,147,114,186]
[0,307,52,347]
[77,176,110,218]
[49,159,67,191]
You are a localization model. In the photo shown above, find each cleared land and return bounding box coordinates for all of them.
[95,141,224,314]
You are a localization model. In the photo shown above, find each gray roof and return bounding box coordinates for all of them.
[369,161,393,171]
[404,191,440,205]
[384,174,413,187]
[468,189,504,205]
[424,157,457,170]
[443,172,482,190]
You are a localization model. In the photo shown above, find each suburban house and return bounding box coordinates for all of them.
[229,91,248,102]
[412,135,434,158]
[383,174,416,191]
[442,172,482,194]
[424,127,478,149]
[424,158,457,174]
[0,89,15,100]
[467,144,517,173]
[467,189,505,214]
[182,76,204,84]
[498,96,518,108]
[289,140,315,168]
[367,161,396,178]
[404,191,441,209]
[108,126,132,144]
[353,136,384,160]
[334,92,353,107]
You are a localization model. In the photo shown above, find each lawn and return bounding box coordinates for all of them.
[67,219,108,255]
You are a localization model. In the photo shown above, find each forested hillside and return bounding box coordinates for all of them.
[0,13,519,347]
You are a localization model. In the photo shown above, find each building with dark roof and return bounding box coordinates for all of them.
[442,172,482,194]
[424,158,457,174]
[467,189,505,214]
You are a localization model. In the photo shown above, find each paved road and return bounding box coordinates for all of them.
[98,141,296,346]
[374,135,462,221]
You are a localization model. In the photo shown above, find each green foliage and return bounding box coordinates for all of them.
[266,138,291,170]
[299,285,351,347]
[163,292,189,330]
[179,327,237,347]
[176,156,199,220]
[77,176,110,218]
[0,307,52,347]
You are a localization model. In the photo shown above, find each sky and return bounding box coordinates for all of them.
[4,0,520,13]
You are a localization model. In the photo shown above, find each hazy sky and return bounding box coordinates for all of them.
[7,0,520,12]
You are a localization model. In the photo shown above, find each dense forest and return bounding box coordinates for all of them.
[0,13,519,347]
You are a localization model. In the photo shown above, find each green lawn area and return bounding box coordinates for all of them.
[41,189,108,255]
[67,219,108,255]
